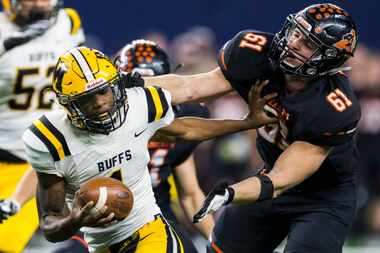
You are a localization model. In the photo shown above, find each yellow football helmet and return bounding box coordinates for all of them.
[52,46,128,134]
[2,0,62,25]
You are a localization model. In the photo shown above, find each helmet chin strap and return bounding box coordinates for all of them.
[319,66,352,76]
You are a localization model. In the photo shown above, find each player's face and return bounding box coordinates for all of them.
[282,27,319,68]
[76,86,115,121]
[18,0,52,20]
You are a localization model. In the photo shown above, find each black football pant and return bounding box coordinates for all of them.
[207,197,355,253]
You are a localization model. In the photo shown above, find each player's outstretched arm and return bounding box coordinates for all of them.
[174,155,214,238]
[10,167,37,206]
[144,67,233,104]
[36,172,114,242]
[193,141,331,222]
[231,141,331,202]
[154,80,277,142]
[0,167,37,222]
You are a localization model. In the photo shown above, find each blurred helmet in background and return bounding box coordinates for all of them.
[115,39,170,76]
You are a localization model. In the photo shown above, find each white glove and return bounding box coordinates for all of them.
[0,199,20,223]
[193,182,234,223]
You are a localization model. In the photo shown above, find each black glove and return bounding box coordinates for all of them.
[2,19,51,52]
[193,182,234,223]
[121,72,145,88]
[0,199,20,223]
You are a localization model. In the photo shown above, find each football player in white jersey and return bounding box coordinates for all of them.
[22,47,276,253]
[0,0,84,252]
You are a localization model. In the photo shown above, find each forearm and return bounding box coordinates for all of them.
[231,169,315,203]
[178,117,257,142]
[230,176,262,203]
[144,68,233,104]
[231,142,330,203]
[180,193,214,238]
[35,173,79,242]
[40,214,80,242]
[10,167,37,206]
[144,74,193,104]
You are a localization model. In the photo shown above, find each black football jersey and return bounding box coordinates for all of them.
[148,103,210,209]
[219,30,361,202]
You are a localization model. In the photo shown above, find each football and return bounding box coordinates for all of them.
[78,176,134,220]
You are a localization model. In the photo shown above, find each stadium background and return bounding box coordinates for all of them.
[2,0,379,252]
[63,0,378,54]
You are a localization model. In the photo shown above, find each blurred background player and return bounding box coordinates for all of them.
[0,0,85,252]
[115,39,214,253]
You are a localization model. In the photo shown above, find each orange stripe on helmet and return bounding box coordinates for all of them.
[219,50,228,71]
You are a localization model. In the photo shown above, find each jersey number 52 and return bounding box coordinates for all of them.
[8,66,55,110]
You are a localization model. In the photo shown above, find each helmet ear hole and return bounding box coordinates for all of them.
[325,48,337,58]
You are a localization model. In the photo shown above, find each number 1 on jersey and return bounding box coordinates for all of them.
[239,33,267,52]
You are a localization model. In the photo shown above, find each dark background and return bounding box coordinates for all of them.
[62,0,378,55]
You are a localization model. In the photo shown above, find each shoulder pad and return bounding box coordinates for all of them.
[143,86,171,123]
[218,30,275,81]
[292,75,361,146]
[64,8,82,35]
[27,115,71,161]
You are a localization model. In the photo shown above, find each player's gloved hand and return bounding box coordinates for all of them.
[121,72,145,88]
[1,19,51,54]
[0,199,20,223]
[193,182,234,223]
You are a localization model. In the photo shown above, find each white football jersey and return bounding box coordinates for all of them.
[23,86,175,251]
[0,8,85,160]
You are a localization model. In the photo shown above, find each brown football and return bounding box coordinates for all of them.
[78,176,134,220]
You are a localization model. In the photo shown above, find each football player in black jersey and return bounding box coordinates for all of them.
[115,40,214,253]
[143,3,361,253]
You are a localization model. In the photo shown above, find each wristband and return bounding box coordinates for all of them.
[256,175,274,201]
[225,186,235,205]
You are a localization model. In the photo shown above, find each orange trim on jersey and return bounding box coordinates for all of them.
[148,141,175,149]
[70,235,88,249]
[219,50,228,71]
[211,242,224,253]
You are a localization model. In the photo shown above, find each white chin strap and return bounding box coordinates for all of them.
[320,66,352,76]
